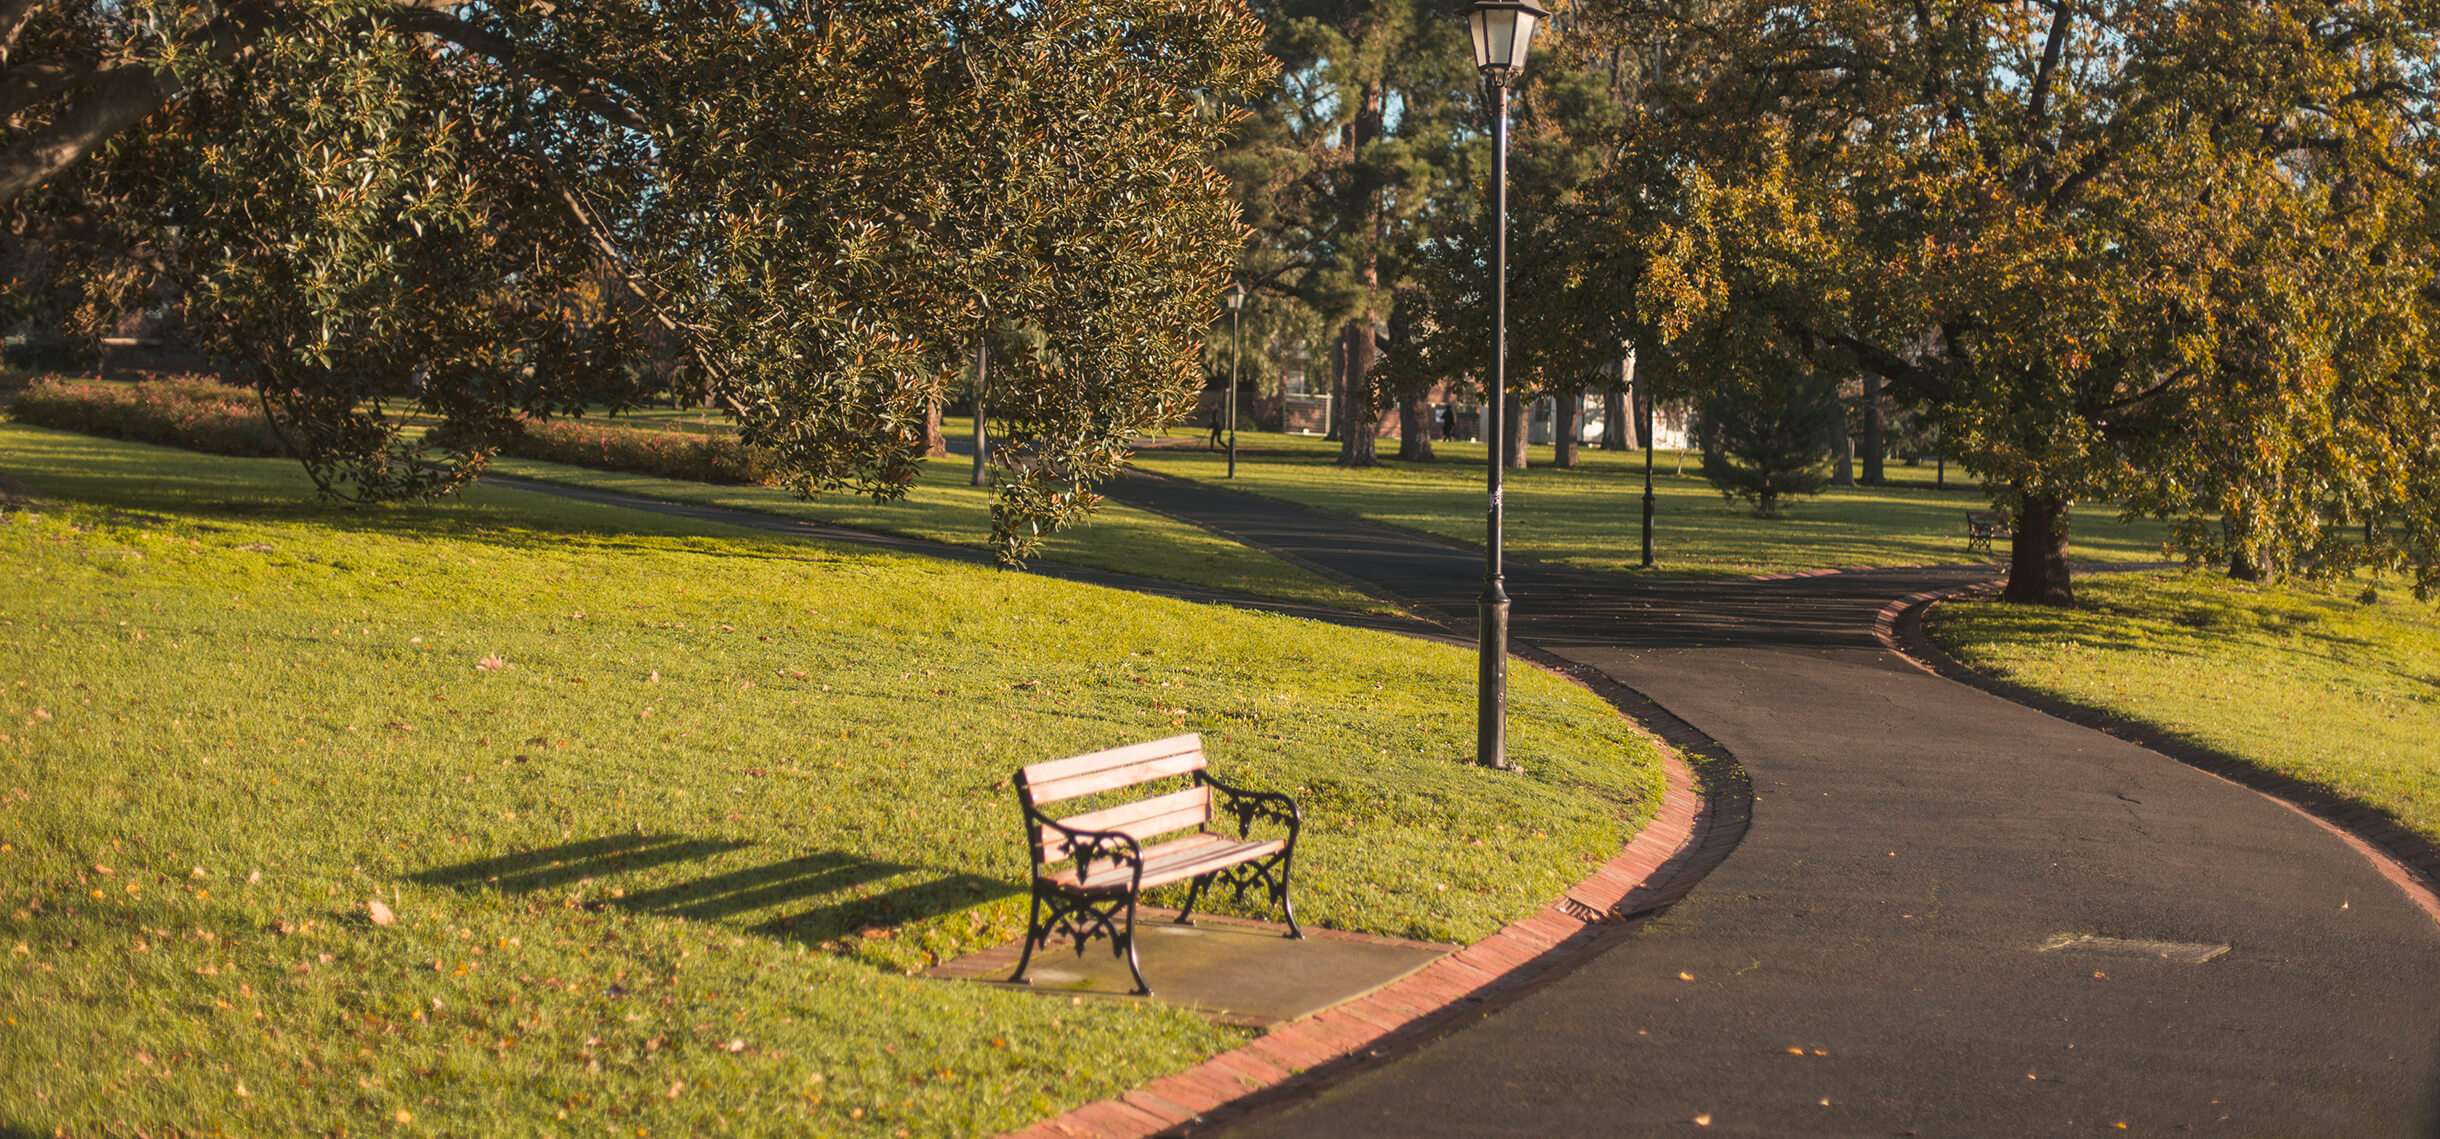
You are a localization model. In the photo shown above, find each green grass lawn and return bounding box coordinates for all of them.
[1929,572,2440,845]
[483,455,1390,617]
[1132,431,2177,578]
[0,423,1664,1135]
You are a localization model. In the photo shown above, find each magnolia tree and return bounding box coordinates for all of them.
[1598,0,2440,602]
[0,0,1269,561]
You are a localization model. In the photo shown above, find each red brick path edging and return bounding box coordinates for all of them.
[999,653,1751,1139]
[1876,581,2440,929]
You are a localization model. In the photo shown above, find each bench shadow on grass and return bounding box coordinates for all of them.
[407,832,1018,944]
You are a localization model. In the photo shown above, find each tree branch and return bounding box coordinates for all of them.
[0,54,96,122]
[0,0,51,63]
[0,63,176,207]
[386,7,651,134]
[2024,0,2072,135]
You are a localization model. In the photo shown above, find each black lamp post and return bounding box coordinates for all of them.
[1468,0,1542,771]
[1223,282,1246,479]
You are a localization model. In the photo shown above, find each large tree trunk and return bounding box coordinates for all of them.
[1324,332,1345,442]
[1860,372,1884,485]
[1337,77,1386,469]
[1336,320,1378,467]
[1831,420,1855,486]
[1632,365,1654,449]
[1505,392,1530,470]
[1601,383,1628,449]
[2226,515,2272,581]
[1397,394,1434,461]
[2003,493,2075,605]
[1552,393,1580,468]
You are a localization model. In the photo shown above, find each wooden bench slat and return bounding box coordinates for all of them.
[1020,732,1203,785]
[1040,787,1211,860]
[1025,751,1207,806]
[1049,834,1285,893]
[1020,733,1206,804]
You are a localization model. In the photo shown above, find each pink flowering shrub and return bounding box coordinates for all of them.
[9,374,288,457]
[499,418,770,485]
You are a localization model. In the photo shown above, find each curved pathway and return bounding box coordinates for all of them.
[1102,471,2440,1137]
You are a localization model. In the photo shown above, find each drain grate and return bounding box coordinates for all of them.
[2040,934,2229,964]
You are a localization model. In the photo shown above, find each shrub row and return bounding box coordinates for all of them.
[9,375,772,486]
[8,374,289,457]
[498,417,769,485]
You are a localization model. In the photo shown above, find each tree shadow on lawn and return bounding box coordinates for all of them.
[408,833,1019,944]
[8,430,899,565]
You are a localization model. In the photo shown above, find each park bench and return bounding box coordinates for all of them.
[1009,733,1303,995]
[1966,510,2011,557]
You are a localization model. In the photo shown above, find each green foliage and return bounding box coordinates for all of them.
[1594,0,2440,602]
[5,0,1270,560]
[8,375,286,457]
[0,423,1665,1133]
[1932,572,2440,845]
[1694,363,1838,516]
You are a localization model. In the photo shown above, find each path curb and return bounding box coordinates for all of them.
[1875,582,2440,928]
[1003,671,1750,1139]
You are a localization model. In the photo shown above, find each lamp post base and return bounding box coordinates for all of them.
[1641,490,1656,569]
[1477,583,1516,771]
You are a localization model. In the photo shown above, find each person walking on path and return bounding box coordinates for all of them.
[1207,407,1225,451]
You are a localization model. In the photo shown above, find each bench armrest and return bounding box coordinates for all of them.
[1195,772,1303,844]
[1026,809,1146,890]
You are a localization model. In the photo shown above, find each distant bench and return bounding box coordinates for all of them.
[1966,510,2011,557]
[1009,733,1303,995]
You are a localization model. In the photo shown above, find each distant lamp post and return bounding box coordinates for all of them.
[1223,282,1247,479]
[1469,0,1543,771]
[1640,370,1656,569]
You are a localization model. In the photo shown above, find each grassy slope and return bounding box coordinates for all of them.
[0,423,1664,1136]
[482,455,1390,617]
[1929,572,2440,844]
[1132,432,2177,578]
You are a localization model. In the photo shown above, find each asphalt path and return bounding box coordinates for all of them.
[491,465,2440,1134]
[1100,469,2440,1137]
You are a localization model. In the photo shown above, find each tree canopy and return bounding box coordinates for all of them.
[1595,0,2440,601]
[2,0,1270,561]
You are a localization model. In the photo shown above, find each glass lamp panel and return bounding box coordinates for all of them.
[1506,10,1538,69]
[1467,8,1498,72]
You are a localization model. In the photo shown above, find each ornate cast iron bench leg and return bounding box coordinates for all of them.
[1008,879,1155,996]
[1009,886,1050,985]
[1174,874,1211,926]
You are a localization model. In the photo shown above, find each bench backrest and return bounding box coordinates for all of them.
[1017,733,1210,863]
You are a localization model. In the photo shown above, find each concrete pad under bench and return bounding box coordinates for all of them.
[927,910,1452,1025]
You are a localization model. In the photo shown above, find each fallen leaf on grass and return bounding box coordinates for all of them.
[476,655,505,671]
[367,900,395,926]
